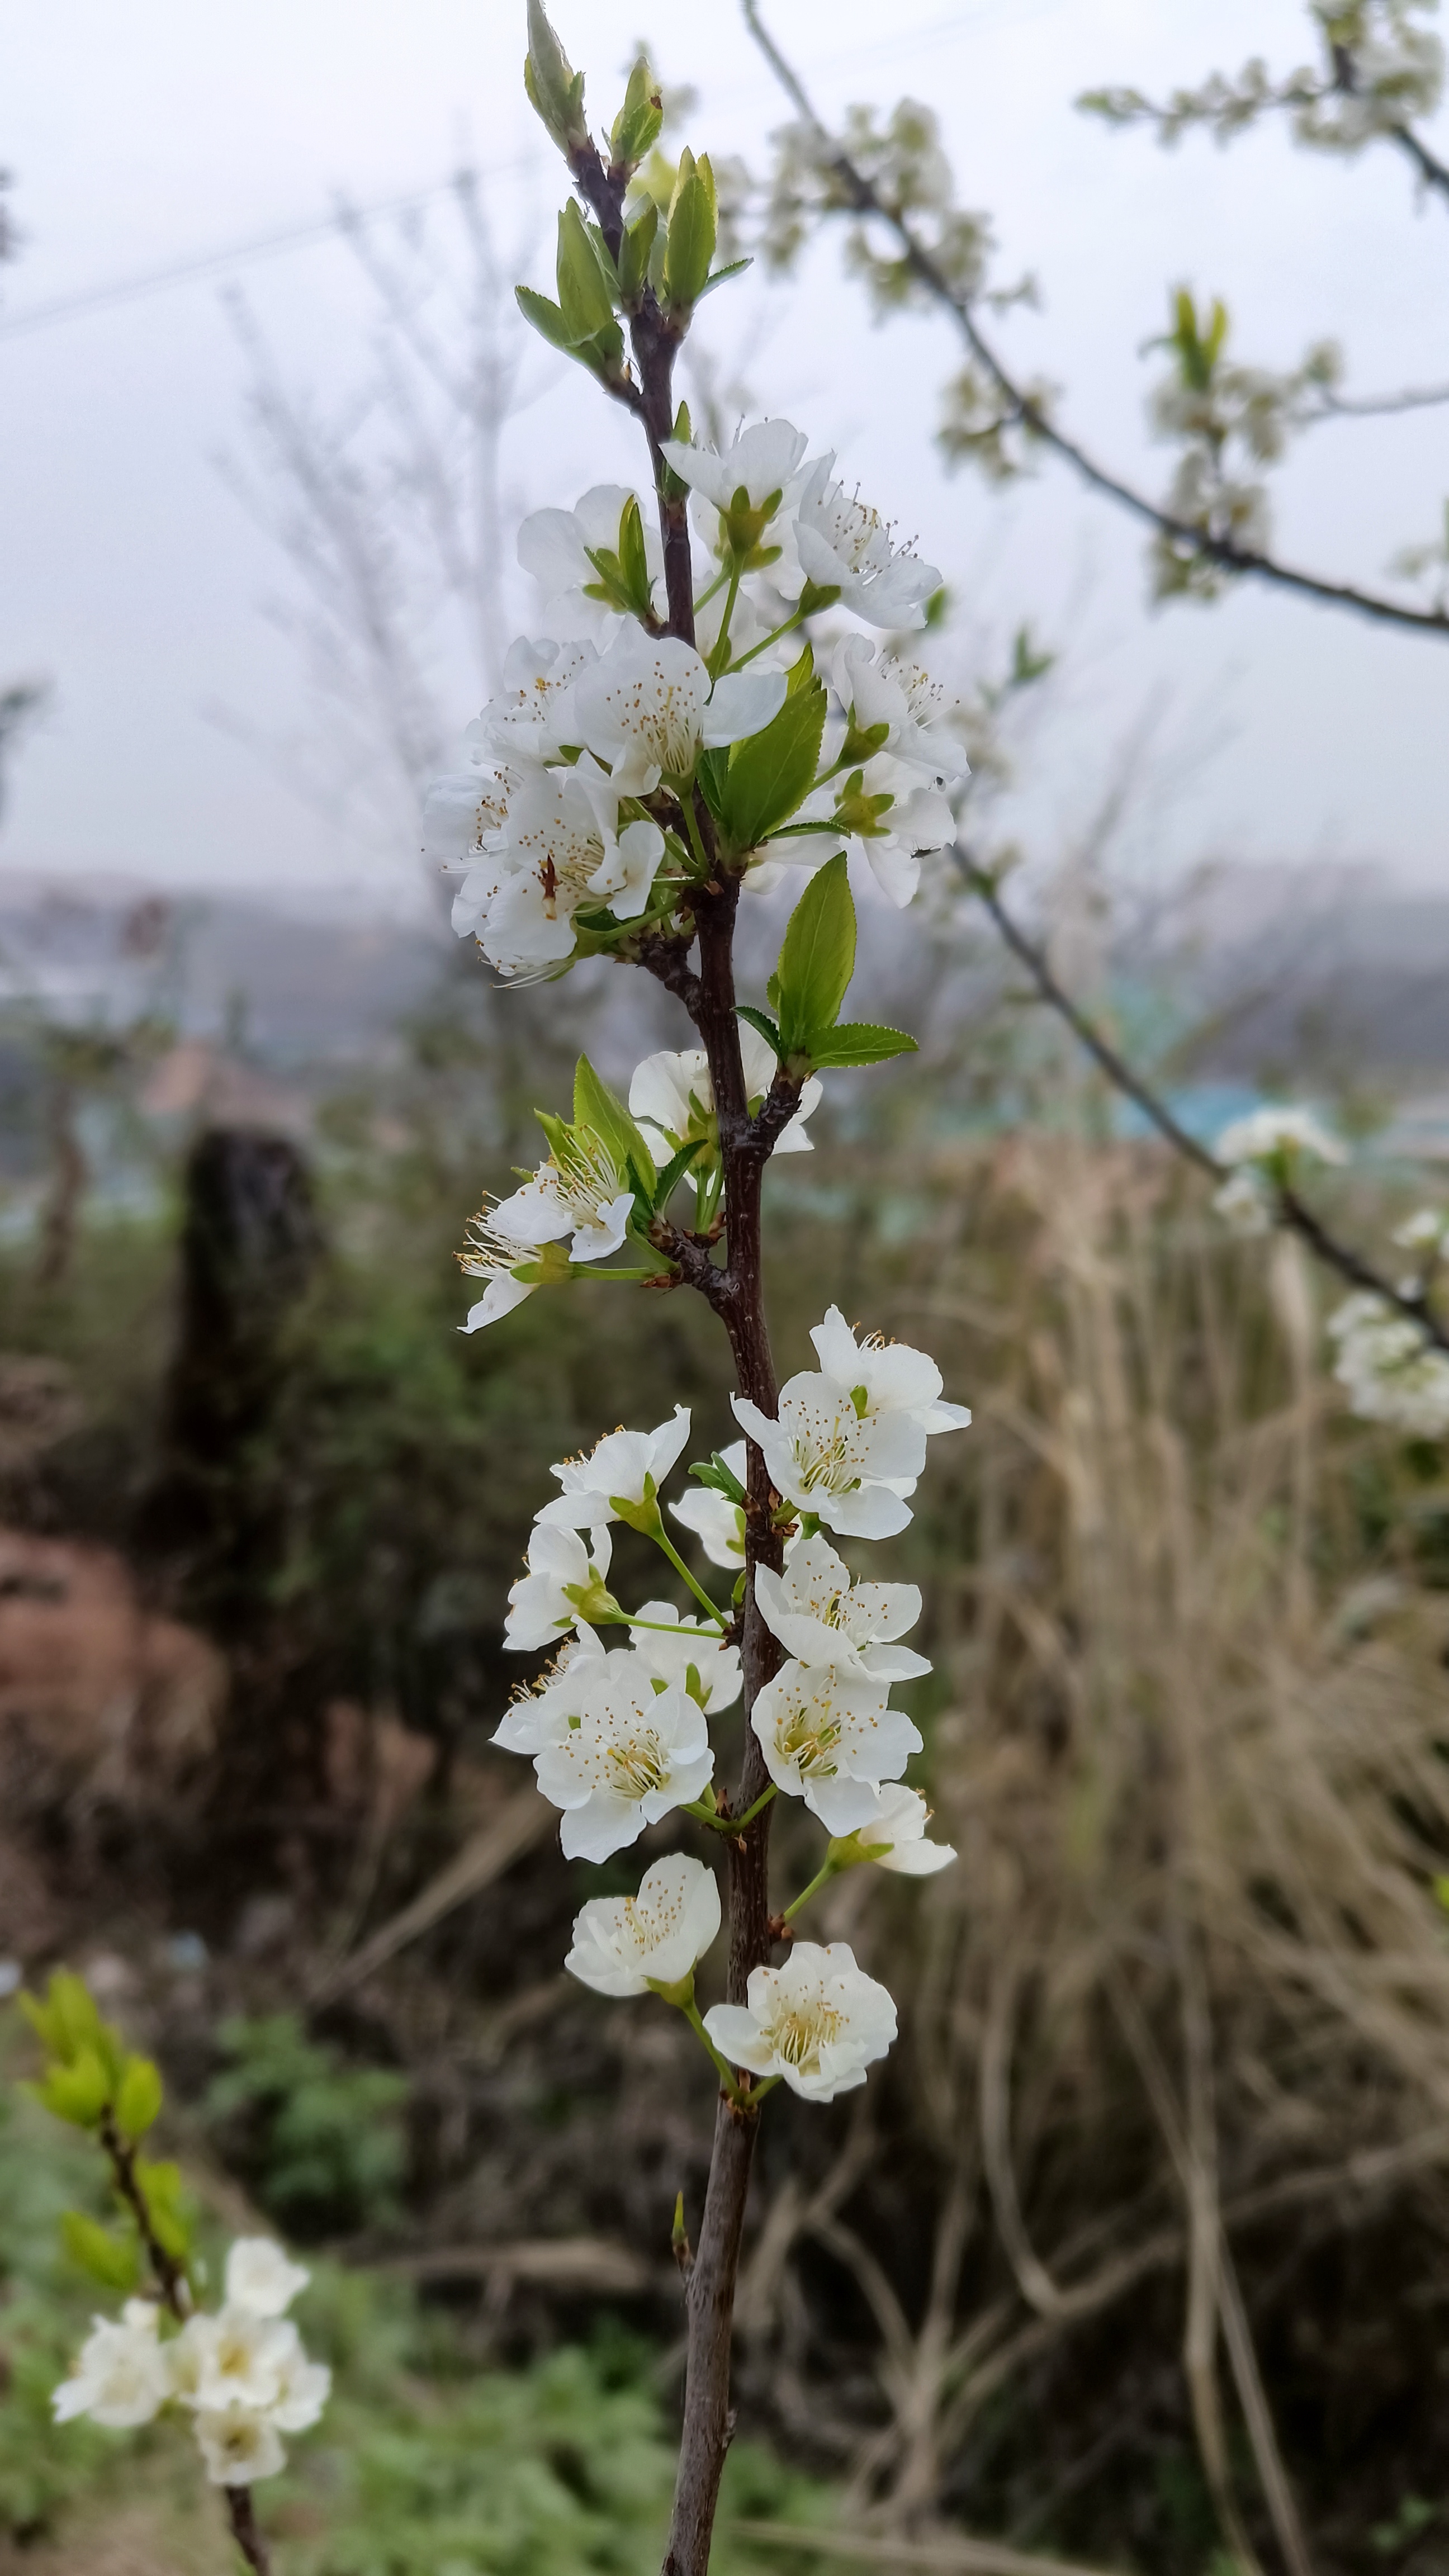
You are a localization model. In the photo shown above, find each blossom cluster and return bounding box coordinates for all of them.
[423,416,965,982]
[489,1308,968,2102]
[52,2237,329,2488]
[1211,1103,1347,1236]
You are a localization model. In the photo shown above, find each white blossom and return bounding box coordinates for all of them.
[572,630,786,797]
[1328,1293,1449,1439]
[669,1438,750,1568]
[733,1377,921,1537]
[475,758,666,976]
[628,1025,821,1163]
[1394,1208,1449,1256]
[518,482,662,639]
[489,1134,636,1265]
[528,1661,715,1862]
[468,636,598,766]
[1213,1166,1272,1238]
[832,637,969,785]
[423,764,515,879]
[566,1853,721,1996]
[754,1532,930,1681]
[171,2307,298,2417]
[457,1205,553,1333]
[782,453,942,628]
[537,1405,692,1531]
[52,2302,171,2429]
[786,756,955,908]
[628,1600,741,1712]
[841,1782,956,1875]
[703,1941,897,2101]
[733,1310,968,1536]
[224,2239,310,2320]
[1215,1105,1347,1169]
[505,1522,614,1651]
[267,2343,332,2435]
[661,418,811,520]
[750,1656,922,1832]
[193,2405,287,2488]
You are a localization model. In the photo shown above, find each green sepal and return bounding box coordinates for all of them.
[573,1056,657,1203]
[662,149,717,311]
[690,1452,748,1507]
[650,1135,708,1211]
[694,257,753,302]
[736,1006,783,1060]
[61,2210,140,2291]
[774,853,856,1056]
[796,1021,918,1069]
[115,2054,164,2141]
[661,401,693,503]
[617,200,659,304]
[711,683,827,858]
[797,579,842,617]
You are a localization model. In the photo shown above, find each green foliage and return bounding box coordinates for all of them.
[661,148,717,312]
[571,1057,657,1208]
[610,55,664,172]
[203,2014,409,2241]
[0,2055,123,2532]
[707,683,827,856]
[523,0,588,158]
[21,1969,167,2147]
[60,2208,140,2290]
[773,856,857,1057]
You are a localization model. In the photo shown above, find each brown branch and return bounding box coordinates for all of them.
[741,2,1449,642]
[98,2117,272,2575]
[1390,119,1449,205]
[956,848,1449,1356]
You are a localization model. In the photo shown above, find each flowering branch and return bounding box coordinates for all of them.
[742,1,1449,640]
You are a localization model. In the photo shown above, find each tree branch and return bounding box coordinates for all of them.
[741,2,1449,641]
[955,847,1449,1355]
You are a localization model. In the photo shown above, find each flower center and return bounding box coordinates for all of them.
[607,1731,670,1800]
[776,1698,840,1780]
[764,1997,844,2068]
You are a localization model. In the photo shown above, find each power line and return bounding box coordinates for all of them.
[0,157,539,343]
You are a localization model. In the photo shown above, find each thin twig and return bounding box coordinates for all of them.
[741,2,1449,641]
[955,848,1449,1355]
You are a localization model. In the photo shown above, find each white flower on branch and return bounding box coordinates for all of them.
[566,1852,722,1996]
[629,1025,821,1163]
[750,1656,922,1831]
[537,1405,693,1531]
[266,2342,332,2435]
[1215,1104,1347,1170]
[704,1940,897,2101]
[518,482,663,639]
[490,1133,636,1263]
[572,629,785,796]
[629,1600,742,1711]
[754,1532,930,1681]
[476,758,667,975]
[788,756,957,907]
[670,1438,750,1568]
[193,2405,287,2488]
[171,2308,300,2417]
[661,416,815,566]
[831,636,970,785]
[52,2301,171,2428]
[782,453,942,628]
[224,2239,310,2319]
[1328,1292,1449,1438]
[734,1309,969,1536]
[505,1521,615,1651]
[839,1781,956,1874]
[1394,1208,1449,1255]
[523,1657,715,1862]
[470,634,598,765]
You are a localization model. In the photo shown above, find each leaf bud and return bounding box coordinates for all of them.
[523,0,590,158]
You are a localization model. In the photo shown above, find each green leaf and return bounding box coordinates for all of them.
[694,256,753,302]
[524,0,588,155]
[39,2048,111,2129]
[798,1021,918,1068]
[774,854,856,1055]
[572,1057,656,1202]
[736,1006,783,1060]
[515,285,577,353]
[617,493,652,613]
[610,55,664,167]
[135,2158,190,2259]
[61,2210,140,2290]
[617,200,659,304]
[711,684,827,857]
[649,1135,707,1212]
[662,149,718,310]
[556,202,617,342]
[689,1451,747,1507]
[115,2055,164,2141]
[784,642,815,696]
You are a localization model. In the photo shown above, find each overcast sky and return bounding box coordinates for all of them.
[3,0,1448,913]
